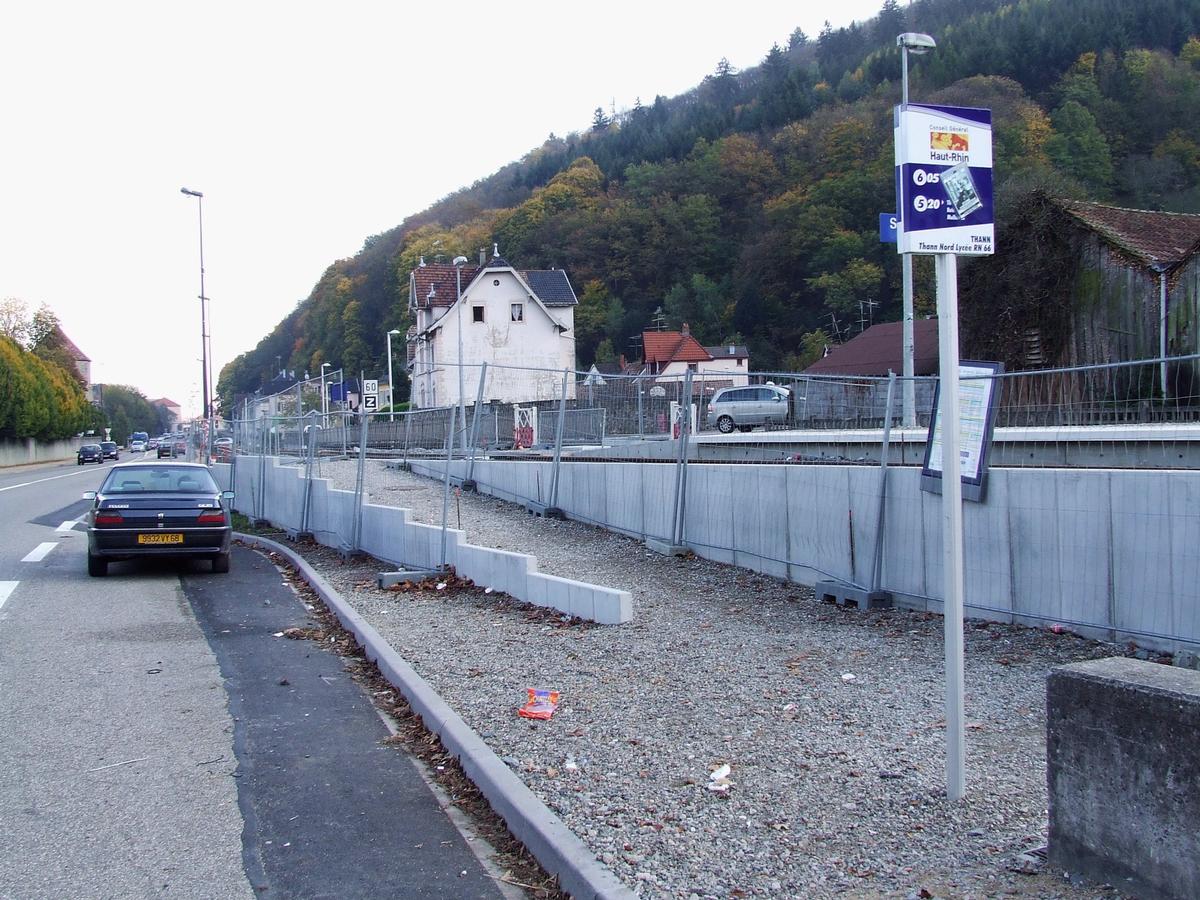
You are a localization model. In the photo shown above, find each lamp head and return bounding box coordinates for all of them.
[388,329,401,335]
[897,32,936,54]
[180,187,203,197]
[321,362,331,370]
[452,255,468,266]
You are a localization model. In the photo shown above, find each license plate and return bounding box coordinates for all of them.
[137,533,183,545]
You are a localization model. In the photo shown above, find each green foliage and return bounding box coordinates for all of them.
[98,385,169,445]
[221,0,1200,389]
[0,336,98,441]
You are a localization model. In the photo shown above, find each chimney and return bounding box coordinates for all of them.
[479,247,486,266]
[681,322,690,336]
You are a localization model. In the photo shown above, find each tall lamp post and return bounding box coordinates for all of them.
[180,186,213,462]
[320,362,332,427]
[386,329,401,421]
[897,32,936,428]
[452,256,469,450]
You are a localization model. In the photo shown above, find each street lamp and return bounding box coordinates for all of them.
[180,186,213,462]
[897,32,936,428]
[386,329,401,421]
[320,362,332,426]
[453,255,469,450]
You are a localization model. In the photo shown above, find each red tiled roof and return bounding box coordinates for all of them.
[642,331,712,365]
[804,319,940,376]
[1059,200,1200,270]
[151,397,181,408]
[411,263,481,308]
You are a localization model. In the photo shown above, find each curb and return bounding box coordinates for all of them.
[235,533,634,900]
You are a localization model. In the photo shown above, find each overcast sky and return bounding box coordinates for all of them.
[1,1,886,417]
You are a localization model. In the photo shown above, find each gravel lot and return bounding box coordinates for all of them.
[273,457,1131,899]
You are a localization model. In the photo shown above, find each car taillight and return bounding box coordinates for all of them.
[94,511,123,525]
[197,511,225,525]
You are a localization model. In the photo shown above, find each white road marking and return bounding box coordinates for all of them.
[0,581,17,611]
[22,542,59,562]
[0,468,104,493]
[56,519,80,532]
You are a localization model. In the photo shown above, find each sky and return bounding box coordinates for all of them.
[1,1,886,418]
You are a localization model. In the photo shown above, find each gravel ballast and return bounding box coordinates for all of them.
[264,458,1132,899]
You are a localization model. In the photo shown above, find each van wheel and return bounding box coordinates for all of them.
[717,416,735,434]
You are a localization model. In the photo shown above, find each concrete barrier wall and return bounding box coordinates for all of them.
[224,456,1199,650]
[1048,658,1200,899]
[228,457,633,625]
[418,457,1200,653]
[0,438,82,467]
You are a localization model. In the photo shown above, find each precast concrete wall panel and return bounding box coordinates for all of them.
[1111,471,1191,645]
[603,462,645,539]
[879,470,928,600]
[684,465,736,565]
[786,466,854,585]
[641,463,677,545]
[1168,474,1200,645]
[1046,470,1112,630]
[733,465,789,580]
[563,462,606,528]
[846,466,886,588]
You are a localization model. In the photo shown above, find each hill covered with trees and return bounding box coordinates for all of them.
[218,0,1200,409]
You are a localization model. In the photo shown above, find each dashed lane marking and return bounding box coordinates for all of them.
[0,581,17,612]
[56,520,79,533]
[22,542,59,562]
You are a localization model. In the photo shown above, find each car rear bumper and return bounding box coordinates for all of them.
[88,526,231,559]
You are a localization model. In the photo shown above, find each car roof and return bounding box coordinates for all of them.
[111,460,208,471]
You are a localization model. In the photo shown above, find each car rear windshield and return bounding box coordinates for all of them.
[101,467,219,494]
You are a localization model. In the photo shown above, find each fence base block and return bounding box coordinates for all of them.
[646,538,689,557]
[384,461,411,472]
[288,530,315,543]
[815,580,893,610]
[461,479,478,492]
[378,568,442,589]
[525,502,565,519]
[252,518,271,529]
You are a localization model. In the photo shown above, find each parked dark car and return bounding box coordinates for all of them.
[157,435,176,459]
[172,436,188,458]
[82,462,234,577]
[77,444,103,465]
[99,441,120,460]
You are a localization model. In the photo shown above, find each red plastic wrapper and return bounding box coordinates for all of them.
[517,688,560,720]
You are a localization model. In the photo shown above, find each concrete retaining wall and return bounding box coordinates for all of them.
[404,457,1200,653]
[1047,657,1200,899]
[0,438,81,467]
[217,458,632,625]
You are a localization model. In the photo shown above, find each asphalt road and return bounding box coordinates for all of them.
[0,456,507,899]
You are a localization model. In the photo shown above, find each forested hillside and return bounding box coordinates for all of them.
[218,0,1200,408]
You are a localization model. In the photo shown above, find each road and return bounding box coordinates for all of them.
[0,455,508,899]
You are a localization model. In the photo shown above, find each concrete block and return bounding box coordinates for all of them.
[569,582,594,622]
[525,572,550,608]
[593,589,633,625]
[1048,657,1200,900]
[537,573,575,619]
[815,580,892,610]
[492,550,534,598]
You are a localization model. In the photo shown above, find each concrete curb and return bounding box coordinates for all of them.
[235,533,634,900]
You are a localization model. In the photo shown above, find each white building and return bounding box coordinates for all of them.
[406,246,578,408]
[641,325,750,393]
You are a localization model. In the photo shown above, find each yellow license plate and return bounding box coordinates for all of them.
[137,533,184,545]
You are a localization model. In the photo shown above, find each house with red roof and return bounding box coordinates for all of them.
[640,324,750,394]
[150,398,181,428]
[53,327,91,389]
[406,245,578,408]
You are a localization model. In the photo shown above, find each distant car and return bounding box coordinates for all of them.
[147,438,159,450]
[77,444,103,465]
[99,441,120,460]
[156,439,173,459]
[82,461,234,576]
[171,437,188,458]
[212,437,233,462]
[129,440,146,453]
[705,384,791,434]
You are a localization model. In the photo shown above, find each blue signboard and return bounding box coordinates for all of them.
[893,103,994,256]
[879,212,898,243]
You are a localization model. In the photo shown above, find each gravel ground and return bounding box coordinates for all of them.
[271,457,1133,899]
